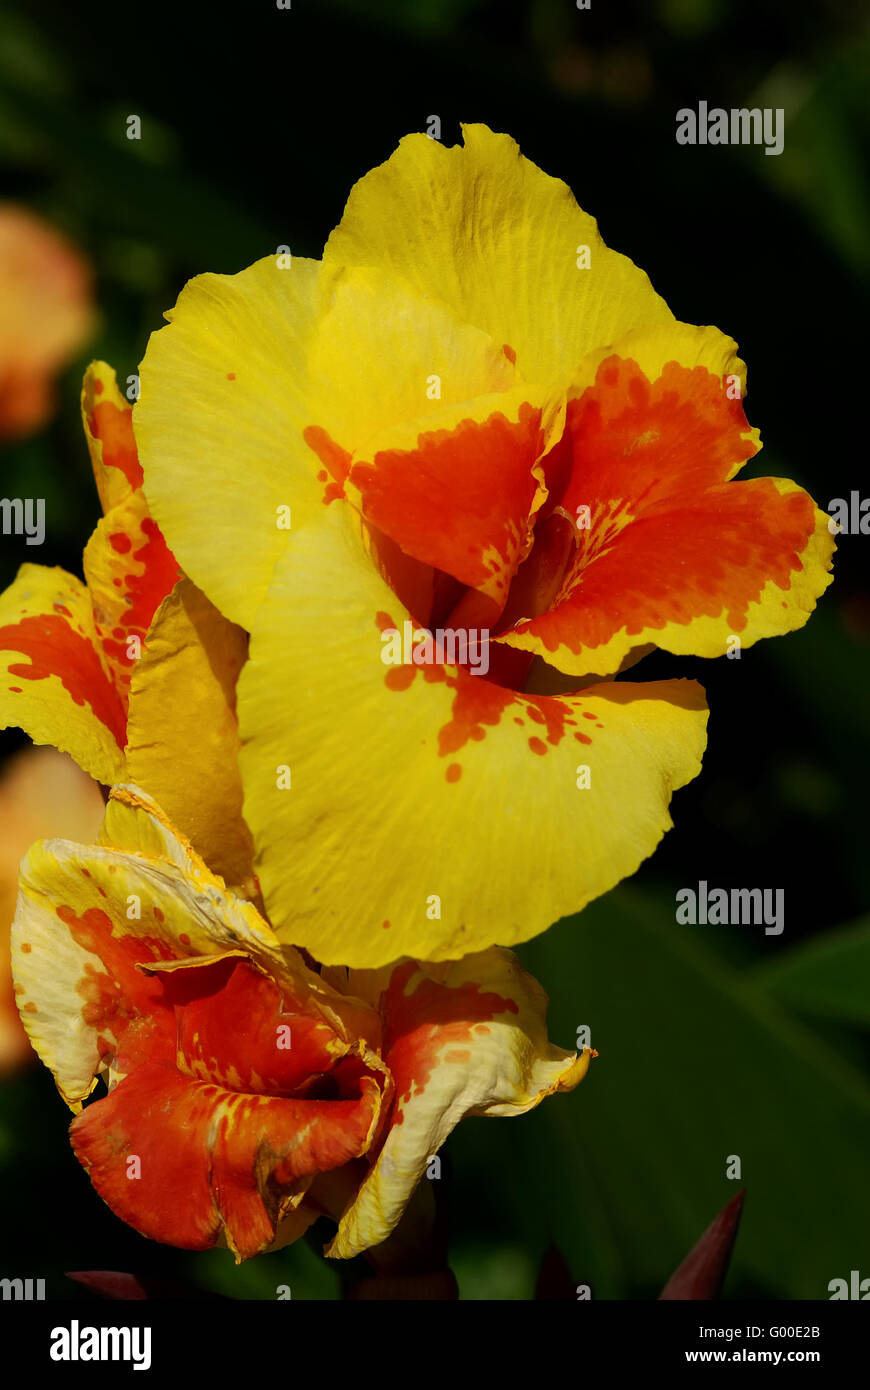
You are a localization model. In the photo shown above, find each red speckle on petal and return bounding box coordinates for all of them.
[528,736,547,756]
[385,666,415,692]
[94,380,104,395]
[227,373,236,381]
[304,425,351,505]
[109,533,132,554]
[445,763,462,783]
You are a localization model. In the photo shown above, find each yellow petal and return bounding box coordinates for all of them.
[238,503,708,968]
[135,256,324,628]
[308,264,517,458]
[125,579,255,891]
[324,123,673,386]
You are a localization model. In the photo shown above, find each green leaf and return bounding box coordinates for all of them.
[507,886,870,1298]
[752,914,870,1028]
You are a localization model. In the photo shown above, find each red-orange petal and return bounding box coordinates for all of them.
[349,399,545,613]
[501,354,833,675]
[70,1059,383,1258]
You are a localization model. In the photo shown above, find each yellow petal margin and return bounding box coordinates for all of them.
[238,504,708,969]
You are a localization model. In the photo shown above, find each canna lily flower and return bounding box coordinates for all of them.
[0,205,94,440]
[11,783,591,1261]
[134,124,834,970]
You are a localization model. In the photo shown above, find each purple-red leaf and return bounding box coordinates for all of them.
[658,1190,746,1300]
[66,1271,227,1300]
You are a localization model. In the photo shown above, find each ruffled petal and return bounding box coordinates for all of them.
[12,787,383,1104]
[499,328,834,675]
[70,1058,384,1259]
[327,948,591,1258]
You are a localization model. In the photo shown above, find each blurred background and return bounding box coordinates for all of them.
[0,0,869,1299]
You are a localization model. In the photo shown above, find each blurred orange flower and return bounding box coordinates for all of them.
[0,205,94,440]
[0,745,104,1071]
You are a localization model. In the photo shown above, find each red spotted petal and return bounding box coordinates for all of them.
[501,352,832,675]
[0,565,127,782]
[84,497,181,706]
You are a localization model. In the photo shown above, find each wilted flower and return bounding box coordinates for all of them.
[12,785,591,1260]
